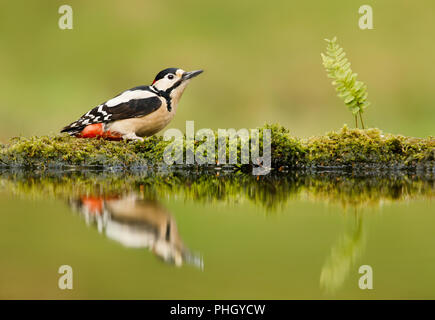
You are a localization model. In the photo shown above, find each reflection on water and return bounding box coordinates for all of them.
[320,214,365,293]
[70,193,203,268]
[0,168,433,297]
[1,169,433,209]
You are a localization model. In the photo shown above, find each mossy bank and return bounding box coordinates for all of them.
[0,125,433,171]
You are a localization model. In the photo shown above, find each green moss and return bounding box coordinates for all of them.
[0,125,433,170]
[304,125,434,168]
[0,134,169,169]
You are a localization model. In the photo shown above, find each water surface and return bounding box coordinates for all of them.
[0,169,433,299]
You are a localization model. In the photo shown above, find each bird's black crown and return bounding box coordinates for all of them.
[153,68,179,83]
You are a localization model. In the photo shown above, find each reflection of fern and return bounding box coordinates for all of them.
[321,37,370,129]
[320,216,365,293]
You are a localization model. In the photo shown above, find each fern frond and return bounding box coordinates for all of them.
[321,37,370,127]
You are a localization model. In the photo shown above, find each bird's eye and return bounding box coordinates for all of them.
[167,74,174,80]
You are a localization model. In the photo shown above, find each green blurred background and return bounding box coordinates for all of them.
[0,0,434,141]
[1,1,434,299]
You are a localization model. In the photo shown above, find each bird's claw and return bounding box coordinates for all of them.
[122,133,144,142]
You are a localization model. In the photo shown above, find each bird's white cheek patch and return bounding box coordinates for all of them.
[106,90,154,107]
[153,78,173,91]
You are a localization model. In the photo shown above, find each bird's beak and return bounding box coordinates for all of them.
[182,70,203,80]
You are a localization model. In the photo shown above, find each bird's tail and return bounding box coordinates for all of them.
[60,121,84,136]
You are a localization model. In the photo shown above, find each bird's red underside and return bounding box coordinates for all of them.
[81,196,104,214]
[76,123,122,140]
[80,195,120,215]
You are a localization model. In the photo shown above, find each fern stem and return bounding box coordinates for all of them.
[355,115,358,128]
[359,112,365,129]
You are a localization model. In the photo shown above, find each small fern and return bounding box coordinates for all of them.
[321,37,370,129]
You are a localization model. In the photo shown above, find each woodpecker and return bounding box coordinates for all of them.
[61,68,203,140]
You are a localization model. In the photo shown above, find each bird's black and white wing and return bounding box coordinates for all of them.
[61,86,162,134]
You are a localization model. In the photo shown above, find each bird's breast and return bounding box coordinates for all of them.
[136,100,177,136]
[108,99,177,137]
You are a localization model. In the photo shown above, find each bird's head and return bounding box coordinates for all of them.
[151,68,203,95]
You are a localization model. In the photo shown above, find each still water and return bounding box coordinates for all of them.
[0,169,434,299]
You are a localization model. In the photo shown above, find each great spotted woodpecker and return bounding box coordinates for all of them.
[61,68,203,140]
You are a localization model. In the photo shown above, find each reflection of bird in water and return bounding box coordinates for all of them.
[69,194,203,269]
[320,215,365,293]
